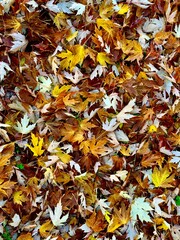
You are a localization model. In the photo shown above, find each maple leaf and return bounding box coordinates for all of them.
[0,179,16,197]
[26,133,45,156]
[116,98,138,123]
[9,214,21,227]
[39,220,53,238]
[102,118,119,132]
[107,204,130,232]
[69,2,85,15]
[118,3,129,14]
[55,148,71,164]
[14,113,36,134]
[37,76,52,93]
[58,45,85,71]
[52,84,71,97]
[17,233,33,240]
[48,200,69,227]
[127,0,152,9]
[102,93,120,112]
[0,0,15,13]
[151,166,175,188]
[97,52,113,67]
[130,197,153,224]
[86,210,107,232]
[96,18,117,37]
[13,190,27,205]
[90,65,106,80]
[0,61,12,81]
[0,142,14,167]
[80,136,109,157]
[9,32,28,53]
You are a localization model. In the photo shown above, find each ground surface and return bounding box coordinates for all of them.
[0,0,179,240]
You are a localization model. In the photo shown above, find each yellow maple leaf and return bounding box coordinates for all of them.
[56,148,71,164]
[152,166,175,188]
[97,52,113,67]
[148,125,157,133]
[118,3,129,15]
[39,220,53,238]
[52,85,71,97]
[118,39,143,62]
[99,1,113,19]
[96,18,116,36]
[57,45,85,71]
[13,191,27,205]
[27,133,45,157]
[66,30,78,42]
[154,218,170,231]
[54,12,67,29]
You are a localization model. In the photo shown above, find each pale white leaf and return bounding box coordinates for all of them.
[14,113,36,134]
[126,220,138,240]
[160,147,172,156]
[174,24,180,38]
[79,223,91,233]
[171,225,180,240]
[61,144,73,153]
[48,200,69,227]
[16,169,27,185]
[107,132,119,146]
[171,151,180,168]
[166,2,177,23]
[102,93,120,112]
[0,0,15,13]
[112,65,119,76]
[37,76,52,93]
[47,140,60,153]
[152,197,164,215]
[130,197,153,223]
[116,98,137,123]
[115,129,129,142]
[102,118,119,132]
[94,161,101,173]
[90,65,105,80]
[70,160,81,173]
[46,0,72,13]
[45,155,59,167]
[95,199,110,214]
[9,32,28,52]
[26,0,38,12]
[110,170,128,182]
[69,2,85,15]
[77,30,90,44]
[120,191,131,199]
[63,67,83,84]
[9,214,21,227]
[0,62,12,81]
[127,0,152,9]
[143,18,165,35]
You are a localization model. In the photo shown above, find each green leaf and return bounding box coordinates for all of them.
[175,196,180,206]
[16,163,24,170]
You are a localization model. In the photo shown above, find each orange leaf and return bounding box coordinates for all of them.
[107,204,130,232]
[17,233,33,240]
[86,210,107,232]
